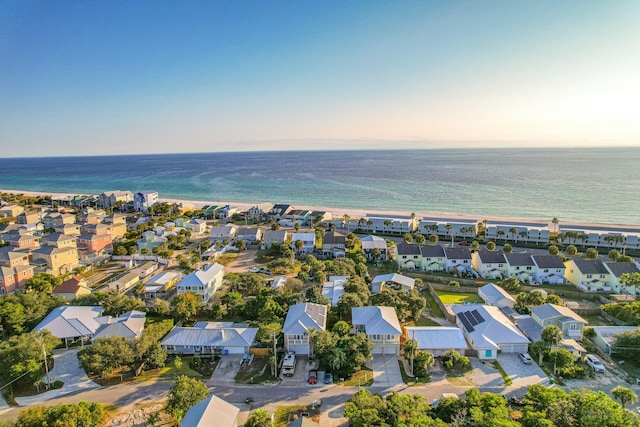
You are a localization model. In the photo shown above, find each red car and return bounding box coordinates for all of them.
[458,241,470,246]
[308,369,318,384]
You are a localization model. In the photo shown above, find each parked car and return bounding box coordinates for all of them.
[323,371,333,384]
[519,353,533,364]
[248,267,260,273]
[259,269,271,275]
[585,354,605,373]
[308,369,318,384]
[459,241,470,246]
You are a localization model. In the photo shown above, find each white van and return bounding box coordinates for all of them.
[282,352,296,377]
[585,354,605,373]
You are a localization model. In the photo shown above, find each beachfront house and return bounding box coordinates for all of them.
[358,215,418,234]
[133,191,159,213]
[564,258,611,292]
[452,304,530,360]
[283,209,312,227]
[531,255,567,285]
[604,262,640,295]
[417,218,478,241]
[478,283,516,308]
[472,250,507,280]
[268,204,294,221]
[405,326,469,357]
[352,306,402,355]
[283,303,327,355]
[185,219,207,234]
[370,273,415,293]
[247,203,274,221]
[485,221,550,245]
[261,230,290,249]
[529,303,587,340]
[99,190,133,209]
[503,253,535,283]
[176,263,224,302]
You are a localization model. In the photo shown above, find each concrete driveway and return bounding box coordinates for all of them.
[497,354,548,388]
[209,354,243,384]
[370,356,403,387]
[15,348,100,406]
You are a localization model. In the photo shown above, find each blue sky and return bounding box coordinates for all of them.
[1,1,639,157]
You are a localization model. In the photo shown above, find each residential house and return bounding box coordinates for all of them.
[103,217,127,239]
[43,233,77,249]
[92,310,146,342]
[453,304,529,359]
[271,276,287,289]
[128,216,151,231]
[358,215,418,234]
[247,203,274,221]
[17,210,42,225]
[371,273,415,293]
[417,218,478,241]
[405,326,469,357]
[472,250,507,279]
[322,230,346,257]
[352,306,402,355]
[322,276,347,306]
[136,230,167,253]
[176,263,224,302]
[133,191,159,213]
[133,261,157,277]
[291,233,316,254]
[53,276,92,300]
[504,253,536,283]
[360,235,389,261]
[268,204,294,221]
[0,247,30,268]
[99,190,133,208]
[529,303,587,340]
[532,255,567,285]
[31,245,79,275]
[3,233,39,249]
[604,262,640,295]
[564,258,611,292]
[310,210,332,225]
[283,303,327,355]
[46,212,77,229]
[262,230,290,249]
[106,272,139,294]
[591,326,639,355]
[284,209,312,227]
[559,223,640,250]
[209,225,238,243]
[77,233,112,255]
[421,245,447,272]
[396,243,422,270]
[55,223,81,236]
[144,272,182,302]
[444,247,476,276]
[179,394,240,427]
[485,221,550,244]
[478,283,516,308]
[185,219,207,234]
[33,305,104,346]
[236,227,263,244]
[216,205,238,220]
[161,322,258,356]
[0,205,24,218]
[80,209,106,224]
[0,264,35,295]
[80,222,111,236]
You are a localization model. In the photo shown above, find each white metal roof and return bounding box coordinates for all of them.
[352,306,402,335]
[405,327,468,350]
[452,304,529,350]
[179,394,239,427]
[371,273,415,289]
[33,306,104,339]
[177,263,223,289]
[161,323,258,348]
[283,303,327,335]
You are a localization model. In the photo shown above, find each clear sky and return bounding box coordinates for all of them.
[1,1,639,157]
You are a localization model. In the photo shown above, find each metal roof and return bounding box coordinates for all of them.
[179,395,239,427]
[33,306,104,339]
[283,303,327,335]
[405,327,468,350]
[352,306,402,335]
[452,304,529,349]
[161,323,258,348]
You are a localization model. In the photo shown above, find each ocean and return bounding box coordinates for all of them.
[0,147,638,225]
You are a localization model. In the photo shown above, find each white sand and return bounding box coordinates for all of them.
[1,188,635,229]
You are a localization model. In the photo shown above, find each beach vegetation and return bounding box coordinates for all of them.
[245,408,273,427]
[503,243,513,253]
[72,291,145,316]
[10,401,105,427]
[79,336,136,377]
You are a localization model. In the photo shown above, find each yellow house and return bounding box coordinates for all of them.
[31,246,79,276]
[107,222,127,239]
[0,205,24,218]
[53,276,92,300]
[564,258,611,292]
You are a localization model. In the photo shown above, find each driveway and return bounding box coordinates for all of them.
[370,356,403,387]
[497,354,549,388]
[281,355,312,386]
[209,354,243,384]
[15,348,100,406]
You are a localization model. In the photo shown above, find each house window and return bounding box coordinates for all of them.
[166,345,175,351]
[570,324,577,330]
[498,264,503,268]
[600,275,605,279]
[586,275,592,279]
[526,266,532,270]
[544,269,549,273]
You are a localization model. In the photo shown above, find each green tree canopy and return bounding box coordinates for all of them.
[165,375,209,422]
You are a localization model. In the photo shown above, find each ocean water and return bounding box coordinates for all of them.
[0,147,638,225]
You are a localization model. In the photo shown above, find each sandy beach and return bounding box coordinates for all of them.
[2,188,638,230]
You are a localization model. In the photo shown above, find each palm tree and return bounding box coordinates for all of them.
[446,224,454,247]
[612,386,638,409]
[327,347,347,372]
[497,230,505,242]
[343,214,351,233]
[384,220,392,233]
[509,227,517,243]
[429,234,439,245]
[552,217,559,234]
[403,339,418,376]
[415,234,426,246]
[519,231,528,243]
[358,218,365,230]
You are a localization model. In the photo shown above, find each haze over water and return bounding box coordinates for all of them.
[1,147,638,226]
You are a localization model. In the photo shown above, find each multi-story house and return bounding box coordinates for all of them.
[485,221,550,244]
[504,253,535,283]
[42,233,77,249]
[564,258,611,292]
[176,263,224,302]
[99,190,133,209]
[529,303,587,340]
[531,255,567,285]
[417,218,478,241]
[396,243,421,270]
[0,264,35,294]
[357,215,418,234]
[31,245,79,275]
[236,227,263,244]
[321,231,346,257]
[283,303,327,355]
[0,205,24,218]
[420,245,446,271]
[247,203,274,221]
[133,191,159,213]
[352,306,402,355]
[209,225,238,243]
[604,262,640,295]
[261,230,290,249]
[291,233,316,254]
[77,233,112,255]
[444,247,475,276]
[472,250,507,279]
[360,235,389,261]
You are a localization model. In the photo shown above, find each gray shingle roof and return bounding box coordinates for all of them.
[604,262,640,278]
[504,253,534,266]
[571,258,609,275]
[444,247,472,260]
[420,245,446,257]
[532,255,565,269]
[529,303,587,323]
[477,250,506,264]
[396,243,421,256]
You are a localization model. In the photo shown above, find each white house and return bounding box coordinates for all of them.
[322,276,347,306]
[185,219,207,235]
[485,221,550,244]
[358,215,418,234]
[133,191,159,213]
[180,394,240,427]
[417,218,478,241]
[529,303,587,340]
[176,263,224,302]
[33,306,104,346]
[531,255,567,285]
[216,205,239,220]
[209,225,238,243]
[503,253,535,283]
[291,233,316,253]
[352,306,402,355]
[360,235,389,261]
[452,304,530,359]
[420,245,447,272]
[92,310,146,342]
[247,203,274,221]
[322,231,346,257]
[405,326,469,357]
[396,243,422,270]
[444,247,476,276]
[472,250,507,279]
[161,322,258,356]
[370,273,415,293]
[283,303,327,355]
[478,283,515,308]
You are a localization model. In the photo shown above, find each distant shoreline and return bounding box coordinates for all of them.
[3,188,640,232]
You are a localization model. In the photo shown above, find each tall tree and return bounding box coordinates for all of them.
[165,375,208,422]
[245,409,273,427]
[611,385,637,409]
[403,338,418,376]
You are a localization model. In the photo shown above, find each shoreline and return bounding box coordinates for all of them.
[3,188,640,231]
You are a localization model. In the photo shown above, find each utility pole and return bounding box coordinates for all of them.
[272,331,278,378]
[40,331,50,389]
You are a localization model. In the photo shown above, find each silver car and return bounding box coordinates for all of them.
[519,353,533,364]
[585,354,605,373]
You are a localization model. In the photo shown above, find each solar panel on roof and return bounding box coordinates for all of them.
[470,309,484,324]
[458,312,474,332]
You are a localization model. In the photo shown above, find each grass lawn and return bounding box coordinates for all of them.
[136,357,204,382]
[274,405,308,427]
[491,361,512,386]
[216,253,238,265]
[581,314,615,326]
[404,316,441,327]
[435,290,483,305]
[422,291,445,318]
[341,369,374,386]
[397,360,429,386]
[235,356,278,384]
